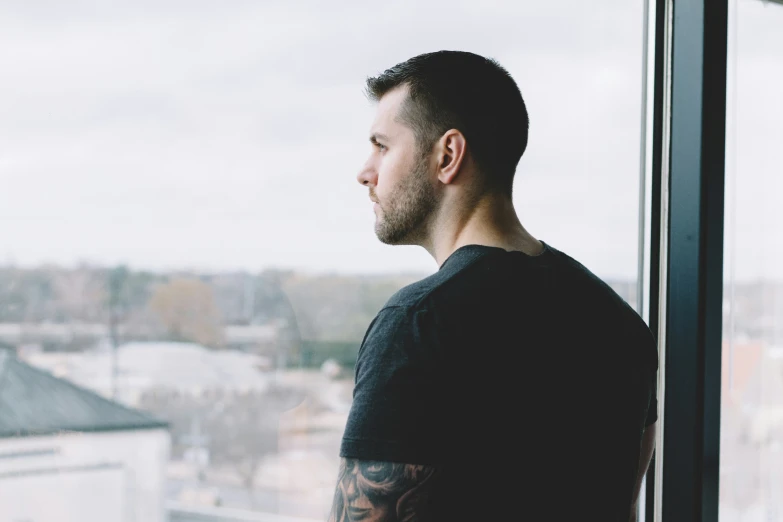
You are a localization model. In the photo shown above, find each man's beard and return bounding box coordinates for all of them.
[374,156,438,245]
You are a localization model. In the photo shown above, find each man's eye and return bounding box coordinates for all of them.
[376,143,387,151]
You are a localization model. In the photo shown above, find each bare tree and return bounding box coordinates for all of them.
[138,385,305,508]
[205,386,304,506]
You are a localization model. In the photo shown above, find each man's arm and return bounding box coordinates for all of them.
[629,421,657,522]
[328,458,437,522]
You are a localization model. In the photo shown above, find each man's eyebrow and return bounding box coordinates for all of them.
[369,133,390,143]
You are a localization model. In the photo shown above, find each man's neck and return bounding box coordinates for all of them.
[425,193,544,267]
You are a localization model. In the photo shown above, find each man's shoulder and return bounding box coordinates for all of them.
[550,248,657,364]
[551,248,645,317]
[382,275,440,311]
[363,268,475,353]
[381,266,469,312]
[381,245,510,312]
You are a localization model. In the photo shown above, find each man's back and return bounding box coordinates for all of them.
[340,242,658,520]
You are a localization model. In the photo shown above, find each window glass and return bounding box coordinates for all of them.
[0,1,646,519]
[720,1,783,520]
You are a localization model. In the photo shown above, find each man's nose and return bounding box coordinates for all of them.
[357,160,376,187]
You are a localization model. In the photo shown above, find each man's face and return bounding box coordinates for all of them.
[357,86,438,245]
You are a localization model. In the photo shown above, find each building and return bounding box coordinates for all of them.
[0,351,170,522]
[0,322,281,355]
[21,341,272,407]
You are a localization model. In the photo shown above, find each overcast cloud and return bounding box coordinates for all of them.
[0,0,780,281]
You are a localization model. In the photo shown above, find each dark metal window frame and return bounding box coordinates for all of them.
[646,1,729,521]
[642,0,665,517]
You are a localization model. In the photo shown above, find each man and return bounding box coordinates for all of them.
[329,51,658,522]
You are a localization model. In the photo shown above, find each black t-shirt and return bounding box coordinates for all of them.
[340,242,658,521]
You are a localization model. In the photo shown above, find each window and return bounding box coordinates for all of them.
[720,0,783,520]
[0,1,648,520]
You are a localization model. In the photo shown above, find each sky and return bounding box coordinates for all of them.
[0,0,780,282]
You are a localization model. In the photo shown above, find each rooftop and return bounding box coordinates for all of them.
[0,351,167,438]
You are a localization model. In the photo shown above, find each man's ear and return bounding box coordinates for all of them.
[435,129,468,185]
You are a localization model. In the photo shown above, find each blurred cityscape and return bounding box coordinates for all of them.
[0,264,425,521]
[0,264,780,520]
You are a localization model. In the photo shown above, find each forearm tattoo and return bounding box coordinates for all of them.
[328,458,437,522]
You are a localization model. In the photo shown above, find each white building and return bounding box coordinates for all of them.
[0,322,280,354]
[22,341,272,407]
[0,351,170,522]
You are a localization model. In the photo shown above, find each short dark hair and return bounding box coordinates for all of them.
[366,50,529,196]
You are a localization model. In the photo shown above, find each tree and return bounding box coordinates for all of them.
[138,385,305,509]
[205,386,305,507]
[148,278,224,347]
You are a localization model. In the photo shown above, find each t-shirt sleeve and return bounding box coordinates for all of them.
[340,306,439,464]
